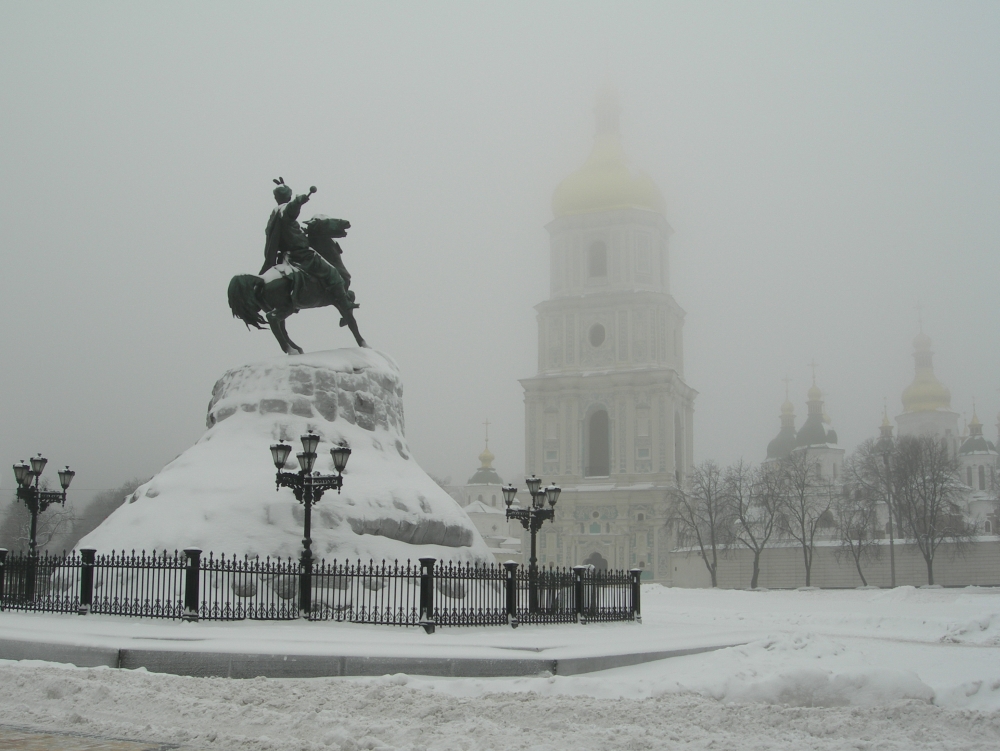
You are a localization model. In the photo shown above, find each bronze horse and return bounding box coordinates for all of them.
[228,216,366,354]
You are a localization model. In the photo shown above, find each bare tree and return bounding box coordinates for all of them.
[723,460,781,589]
[777,449,834,586]
[833,479,883,586]
[892,435,971,585]
[667,460,728,587]
[847,437,902,586]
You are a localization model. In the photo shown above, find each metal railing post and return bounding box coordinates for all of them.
[418,557,436,634]
[629,568,642,624]
[572,565,587,624]
[299,551,313,620]
[183,548,202,622]
[0,549,6,610]
[78,549,96,615]
[503,561,519,628]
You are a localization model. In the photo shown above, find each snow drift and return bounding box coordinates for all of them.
[79,348,492,564]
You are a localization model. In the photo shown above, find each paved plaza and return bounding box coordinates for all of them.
[0,725,178,751]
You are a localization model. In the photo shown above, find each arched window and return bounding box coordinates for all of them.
[491,494,497,506]
[588,241,607,278]
[586,409,610,476]
[583,552,609,570]
[968,466,973,486]
[979,465,986,490]
[637,513,645,522]
[985,520,993,534]
[478,494,483,503]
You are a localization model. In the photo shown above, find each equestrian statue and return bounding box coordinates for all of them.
[228,178,367,354]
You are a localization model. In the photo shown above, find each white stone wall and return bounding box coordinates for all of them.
[670,538,1000,588]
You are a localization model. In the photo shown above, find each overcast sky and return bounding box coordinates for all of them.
[2,1,998,497]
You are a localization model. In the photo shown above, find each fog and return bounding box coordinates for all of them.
[2,2,998,495]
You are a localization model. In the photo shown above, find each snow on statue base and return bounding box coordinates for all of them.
[80,349,492,564]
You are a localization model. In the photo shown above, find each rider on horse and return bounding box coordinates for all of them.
[261,178,346,301]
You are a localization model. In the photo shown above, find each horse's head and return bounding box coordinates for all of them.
[305,215,351,242]
[228,275,267,329]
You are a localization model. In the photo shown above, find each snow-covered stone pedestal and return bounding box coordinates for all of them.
[81,349,492,564]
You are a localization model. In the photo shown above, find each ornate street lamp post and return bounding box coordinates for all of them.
[12,455,75,600]
[270,433,351,618]
[503,475,560,613]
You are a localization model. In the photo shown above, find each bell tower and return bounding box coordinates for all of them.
[519,87,697,581]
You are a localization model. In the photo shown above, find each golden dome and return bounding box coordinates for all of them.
[902,378,951,413]
[901,330,950,412]
[780,398,795,416]
[808,384,822,402]
[552,86,665,219]
[478,445,495,469]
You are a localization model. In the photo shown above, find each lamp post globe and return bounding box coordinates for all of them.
[12,461,30,487]
[330,444,351,475]
[29,454,47,477]
[58,466,76,491]
[270,442,292,470]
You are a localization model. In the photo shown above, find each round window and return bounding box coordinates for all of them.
[592,511,600,519]
[589,324,606,347]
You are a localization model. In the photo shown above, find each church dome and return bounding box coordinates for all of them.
[552,85,666,219]
[959,408,996,455]
[901,330,951,413]
[467,427,502,486]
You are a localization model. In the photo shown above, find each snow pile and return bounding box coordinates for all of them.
[3,587,1000,748]
[79,349,492,564]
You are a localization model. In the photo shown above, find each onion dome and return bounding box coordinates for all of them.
[466,425,503,486]
[879,405,894,441]
[552,84,666,219]
[796,373,837,447]
[959,406,997,455]
[767,383,798,460]
[901,330,951,413]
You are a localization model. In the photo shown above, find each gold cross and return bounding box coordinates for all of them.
[808,359,818,385]
[483,417,491,447]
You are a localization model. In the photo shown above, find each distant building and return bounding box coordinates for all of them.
[519,86,696,580]
[765,369,844,484]
[457,425,522,564]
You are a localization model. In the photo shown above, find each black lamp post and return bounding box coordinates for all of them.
[12,454,75,601]
[270,433,351,618]
[504,475,560,613]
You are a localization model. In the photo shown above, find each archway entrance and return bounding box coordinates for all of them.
[582,551,609,570]
[586,409,610,476]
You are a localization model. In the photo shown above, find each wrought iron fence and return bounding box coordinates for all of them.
[0,548,641,630]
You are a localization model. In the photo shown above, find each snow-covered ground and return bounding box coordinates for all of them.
[2,585,1000,749]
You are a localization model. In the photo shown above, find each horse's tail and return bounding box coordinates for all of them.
[228,275,267,329]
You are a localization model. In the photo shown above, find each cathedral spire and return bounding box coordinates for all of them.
[796,363,837,447]
[879,400,894,441]
[767,378,798,460]
[478,417,495,469]
[594,82,621,137]
[901,324,951,413]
